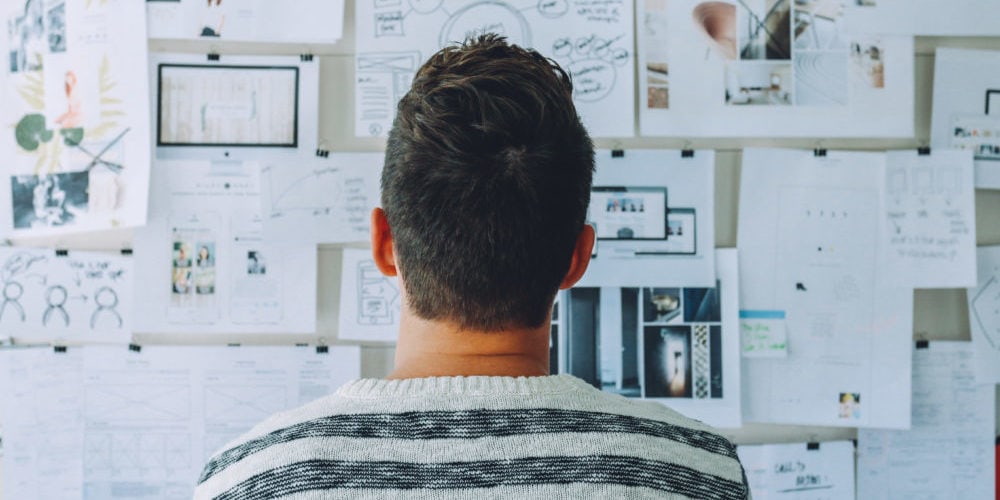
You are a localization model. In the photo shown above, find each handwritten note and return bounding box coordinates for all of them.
[740,310,788,358]
[883,150,977,288]
[738,441,855,499]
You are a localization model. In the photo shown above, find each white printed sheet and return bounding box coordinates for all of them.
[930,48,1000,189]
[0,344,361,500]
[638,0,913,137]
[338,247,401,343]
[261,153,383,244]
[133,160,317,334]
[738,148,912,429]
[578,149,715,288]
[147,0,345,43]
[0,247,131,343]
[0,0,152,237]
[857,341,996,500]
[355,0,635,138]
[968,245,1000,384]
[844,0,1000,36]
[737,441,856,500]
[559,249,741,428]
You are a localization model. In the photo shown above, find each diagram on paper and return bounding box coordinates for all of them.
[356,0,635,137]
[339,248,401,342]
[0,248,132,342]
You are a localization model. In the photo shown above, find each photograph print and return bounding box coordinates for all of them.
[10,171,88,229]
[644,326,693,398]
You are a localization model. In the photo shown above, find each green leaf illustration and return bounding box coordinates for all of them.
[15,114,54,151]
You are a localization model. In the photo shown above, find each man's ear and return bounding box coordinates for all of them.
[370,207,397,277]
[559,223,595,289]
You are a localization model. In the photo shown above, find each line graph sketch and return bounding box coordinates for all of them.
[85,384,192,423]
[204,384,289,423]
[265,167,344,218]
[356,0,635,137]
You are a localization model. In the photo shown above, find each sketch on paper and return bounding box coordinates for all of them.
[356,0,635,137]
[968,246,1000,383]
[638,0,913,137]
[261,153,382,244]
[0,247,131,342]
[339,248,400,342]
[357,259,398,326]
[1,0,151,236]
[157,64,299,147]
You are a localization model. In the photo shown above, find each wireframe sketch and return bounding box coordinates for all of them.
[357,259,399,325]
[357,0,635,137]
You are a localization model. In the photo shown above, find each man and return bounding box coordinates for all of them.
[194,34,749,499]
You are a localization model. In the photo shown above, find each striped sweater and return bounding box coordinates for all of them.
[194,375,750,499]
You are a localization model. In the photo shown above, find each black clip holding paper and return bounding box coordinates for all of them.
[120,248,133,256]
[207,53,220,61]
[611,149,625,158]
[300,54,314,62]
[128,343,142,353]
[55,249,69,257]
[54,345,68,353]
[227,343,241,347]
[813,149,827,157]
[806,442,820,451]
[316,148,330,158]
[917,146,932,156]
[316,345,329,354]
[681,150,695,158]
[915,339,930,349]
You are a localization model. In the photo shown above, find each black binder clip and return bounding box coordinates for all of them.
[316,148,330,158]
[915,339,929,349]
[227,343,241,347]
[917,146,931,156]
[53,345,68,353]
[128,343,142,353]
[316,345,329,354]
[681,149,695,158]
[813,149,827,157]
[207,53,220,61]
[55,249,69,257]
[301,54,314,62]
[807,442,820,451]
[611,149,625,158]
[121,248,133,256]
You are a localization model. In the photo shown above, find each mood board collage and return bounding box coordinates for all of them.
[0,0,999,498]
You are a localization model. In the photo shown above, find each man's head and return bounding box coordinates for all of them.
[377,34,594,332]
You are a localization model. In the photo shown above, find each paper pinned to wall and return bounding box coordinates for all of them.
[0,0,152,237]
[560,249,741,428]
[637,0,914,137]
[883,149,977,288]
[0,344,361,499]
[737,441,856,500]
[738,310,787,358]
[338,248,401,343]
[577,149,715,288]
[0,247,132,343]
[355,0,635,138]
[261,153,383,244]
[857,341,996,500]
[930,48,1000,189]
[147,0,345,43]
[844,0,1000,36]
[133,160,317,334]
[968,245,1000,384]
[739,148,913,429]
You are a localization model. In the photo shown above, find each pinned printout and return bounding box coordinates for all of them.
[355,0,635,138]
[883,149,977,288]
[560,249,741,428]
[0,0,152,237]
[261,153,383,244]
[338,248,401,342]
[637,0,914,137]
[931,48,1000,189]
[739,310,787,358]
[844,0,1000,36]
[968,245,1000,384]
[0,345,361,500]
[0,248,131,343]
[147,0,345,43]
[737,441,856,500]
[133,161,317,334]
[578,149,715,288]
[739,149,913,429]
[149,53,320,162]
[857,342,996,500]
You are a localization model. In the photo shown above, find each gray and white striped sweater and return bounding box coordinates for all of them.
[194,375,750,499]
